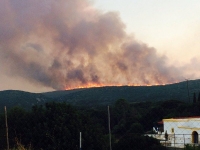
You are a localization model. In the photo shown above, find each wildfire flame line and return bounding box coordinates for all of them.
[64,83,169,90]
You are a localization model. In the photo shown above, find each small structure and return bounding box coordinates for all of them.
[150,116,200,148]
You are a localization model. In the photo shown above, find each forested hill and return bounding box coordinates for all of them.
[1,79,200,110]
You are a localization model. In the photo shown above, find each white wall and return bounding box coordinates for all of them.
[163,119,200,147]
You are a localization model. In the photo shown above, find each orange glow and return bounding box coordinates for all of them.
[64,82,170,90]
[65,83,106,90]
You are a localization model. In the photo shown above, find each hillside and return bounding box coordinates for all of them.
[0,79,200,110]
[0,90,50,110]
[44,79,200,106]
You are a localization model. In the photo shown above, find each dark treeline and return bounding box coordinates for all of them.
[0,99,200,149]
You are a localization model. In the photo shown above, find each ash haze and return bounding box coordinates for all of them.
[0,0,200,93]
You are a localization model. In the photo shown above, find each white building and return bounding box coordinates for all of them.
[152,116,200,148]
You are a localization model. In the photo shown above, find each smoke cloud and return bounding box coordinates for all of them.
[0,0,193,90]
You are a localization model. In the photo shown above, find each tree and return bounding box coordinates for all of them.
[193,93,196,103]
[0,102,111,150]
[128,123,144,135]
[113,99,130,134]
[198,92,200,102]
[165,130,168,140]
[6,106,30,148]
[113,135,166,150]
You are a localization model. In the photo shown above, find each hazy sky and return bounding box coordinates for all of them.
[94,0,200,62]
[0,0,200,92]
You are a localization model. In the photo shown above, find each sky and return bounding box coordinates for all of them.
[94,0,200,61]
[0,0,200,93]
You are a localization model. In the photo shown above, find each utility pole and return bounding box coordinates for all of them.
[80,132,82,150]
[4,106,9,150]
[108,106,112,150]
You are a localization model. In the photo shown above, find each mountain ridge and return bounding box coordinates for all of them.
[0,79,200,110]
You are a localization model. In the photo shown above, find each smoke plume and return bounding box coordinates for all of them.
[0,0,191,90]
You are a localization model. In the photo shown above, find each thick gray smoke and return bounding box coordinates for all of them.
[0,0,186,89]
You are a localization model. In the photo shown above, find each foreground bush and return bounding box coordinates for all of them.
[113,134,166,150]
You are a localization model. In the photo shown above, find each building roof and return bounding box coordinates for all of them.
[169,116,200,119]
[157,121,163,124]
[157,116,200,124]
[163,116,200,122]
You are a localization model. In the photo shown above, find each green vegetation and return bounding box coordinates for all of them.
[1,79,200,110]
[184,144,200,150]
[0,79,200,149]
[0,98,199,149]
[113,135,166,150]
